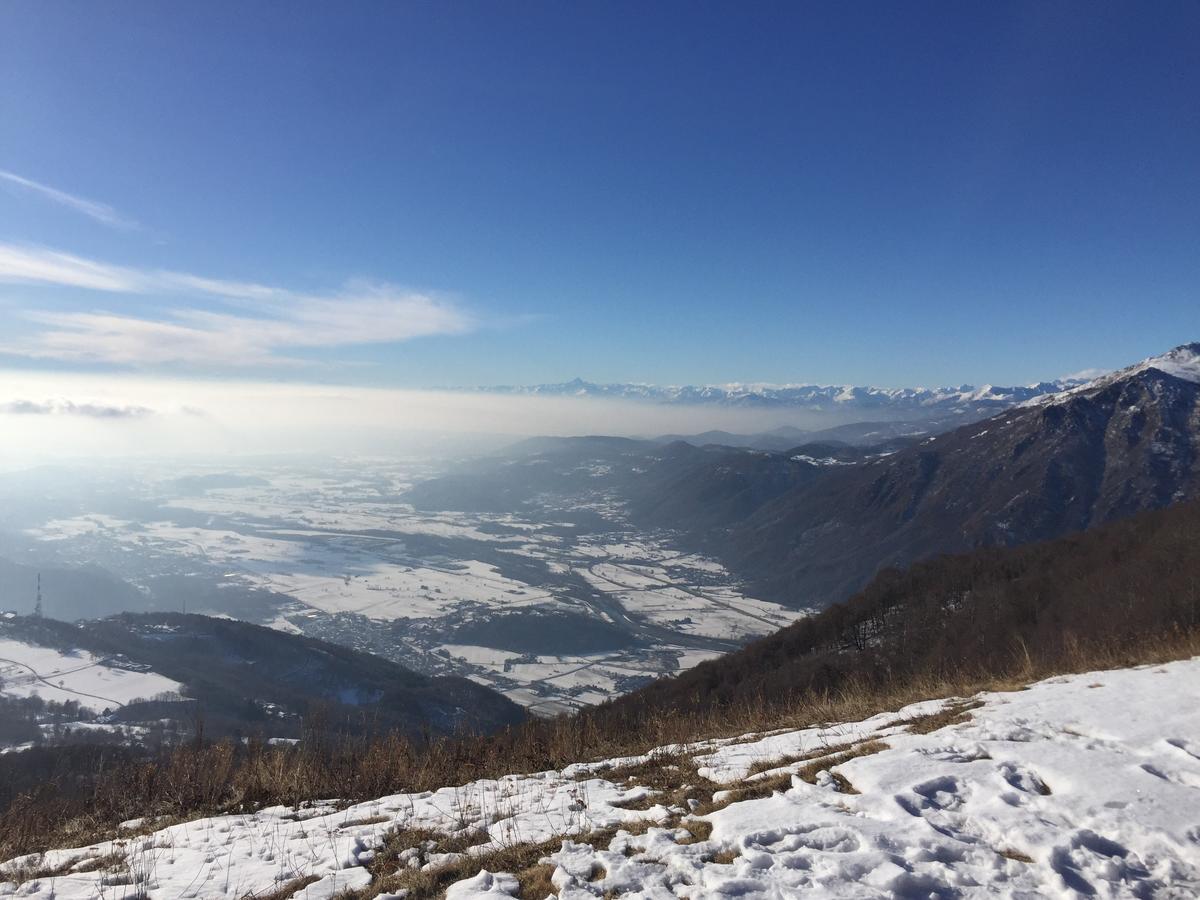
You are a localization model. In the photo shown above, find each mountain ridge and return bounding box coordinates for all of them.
[470,374,1089,419]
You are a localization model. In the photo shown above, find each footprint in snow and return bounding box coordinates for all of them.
[1140,762,1200,790]
[1049,829,1158,898]
[741,823,862,854]
[998,762,1052,796]
[916,744,991,764]
[896,775,993,846]
[1165,737,1200,762]
[911,775,968,811]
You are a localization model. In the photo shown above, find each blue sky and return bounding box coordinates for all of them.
[1,1,1198,390]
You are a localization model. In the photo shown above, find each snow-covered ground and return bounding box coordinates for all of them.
[4,658,1198,898]
[0,638,182,712]
[21,461,804,714]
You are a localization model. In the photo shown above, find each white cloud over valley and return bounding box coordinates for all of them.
[0,370,824,465]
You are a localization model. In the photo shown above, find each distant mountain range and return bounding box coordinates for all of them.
[476,375,1089,419]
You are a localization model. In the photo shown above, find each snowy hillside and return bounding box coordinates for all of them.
[4,658,1199,898]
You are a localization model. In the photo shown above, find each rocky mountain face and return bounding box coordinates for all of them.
[724,344,1200,606]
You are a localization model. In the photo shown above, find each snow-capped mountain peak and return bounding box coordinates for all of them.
[1024,342,1200,407]
[1140,341,1200,384]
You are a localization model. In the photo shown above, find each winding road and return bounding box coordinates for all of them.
[0,655,127,709]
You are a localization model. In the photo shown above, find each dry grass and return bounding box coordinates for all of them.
[603,751,715,815]
[68,852,126,875]
[516,863,557,898]
[361,824,491,889]
[241,875,321,899]
[676,819,712,844]
[601,751,695,791]
[744,737,870,777]
[0,853,79,886]
[896,700,985,735]
[997,847,1034,864]
[351,828,616,900]
[720,737,889,804]
[694,771,794,815]
[338,814,392,829]
[794,740,888,787]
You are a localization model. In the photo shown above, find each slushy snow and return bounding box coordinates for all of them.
[3,658,1199,898]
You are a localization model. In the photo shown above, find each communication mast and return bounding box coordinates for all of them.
[34,573,43,618]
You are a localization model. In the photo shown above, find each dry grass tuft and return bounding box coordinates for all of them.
[794,739,889,785]
[516,862,558,898]
[825,772,860,795]
[745,737,872,778]
[69,852,126,875]
[677,819,712,844]
[997,847,1034,864]
[695,771,793,815]
[350,825,640,900]
[241,874,321,899]
[363,825,490,886]
[0,854,76,886]
[338,815,391,829]
[897,700,985,735]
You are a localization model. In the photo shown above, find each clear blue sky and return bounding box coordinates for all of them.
[1,1,1197,389]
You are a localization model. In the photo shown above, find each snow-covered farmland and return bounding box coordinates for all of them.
[4,658,1198,898]
[260,560,552,622]
[0,638,182,711]
[576,562,795,641]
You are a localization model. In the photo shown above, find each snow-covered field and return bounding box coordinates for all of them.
[21,461,805,713]
[0,638,182,712]
[569,554,797,641]
[5,658,1198,898]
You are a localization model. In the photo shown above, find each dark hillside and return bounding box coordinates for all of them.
[603,496,1200,719]
[2,613,524,738]
[625,442,818,532]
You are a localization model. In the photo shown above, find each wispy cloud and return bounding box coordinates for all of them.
[0,243,283,297]
[0,398,154,418]
[0,170,139,230]
[0,242,476,366]
[12,294,473,366]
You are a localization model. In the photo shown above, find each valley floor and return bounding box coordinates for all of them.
[4,658,1199,898]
